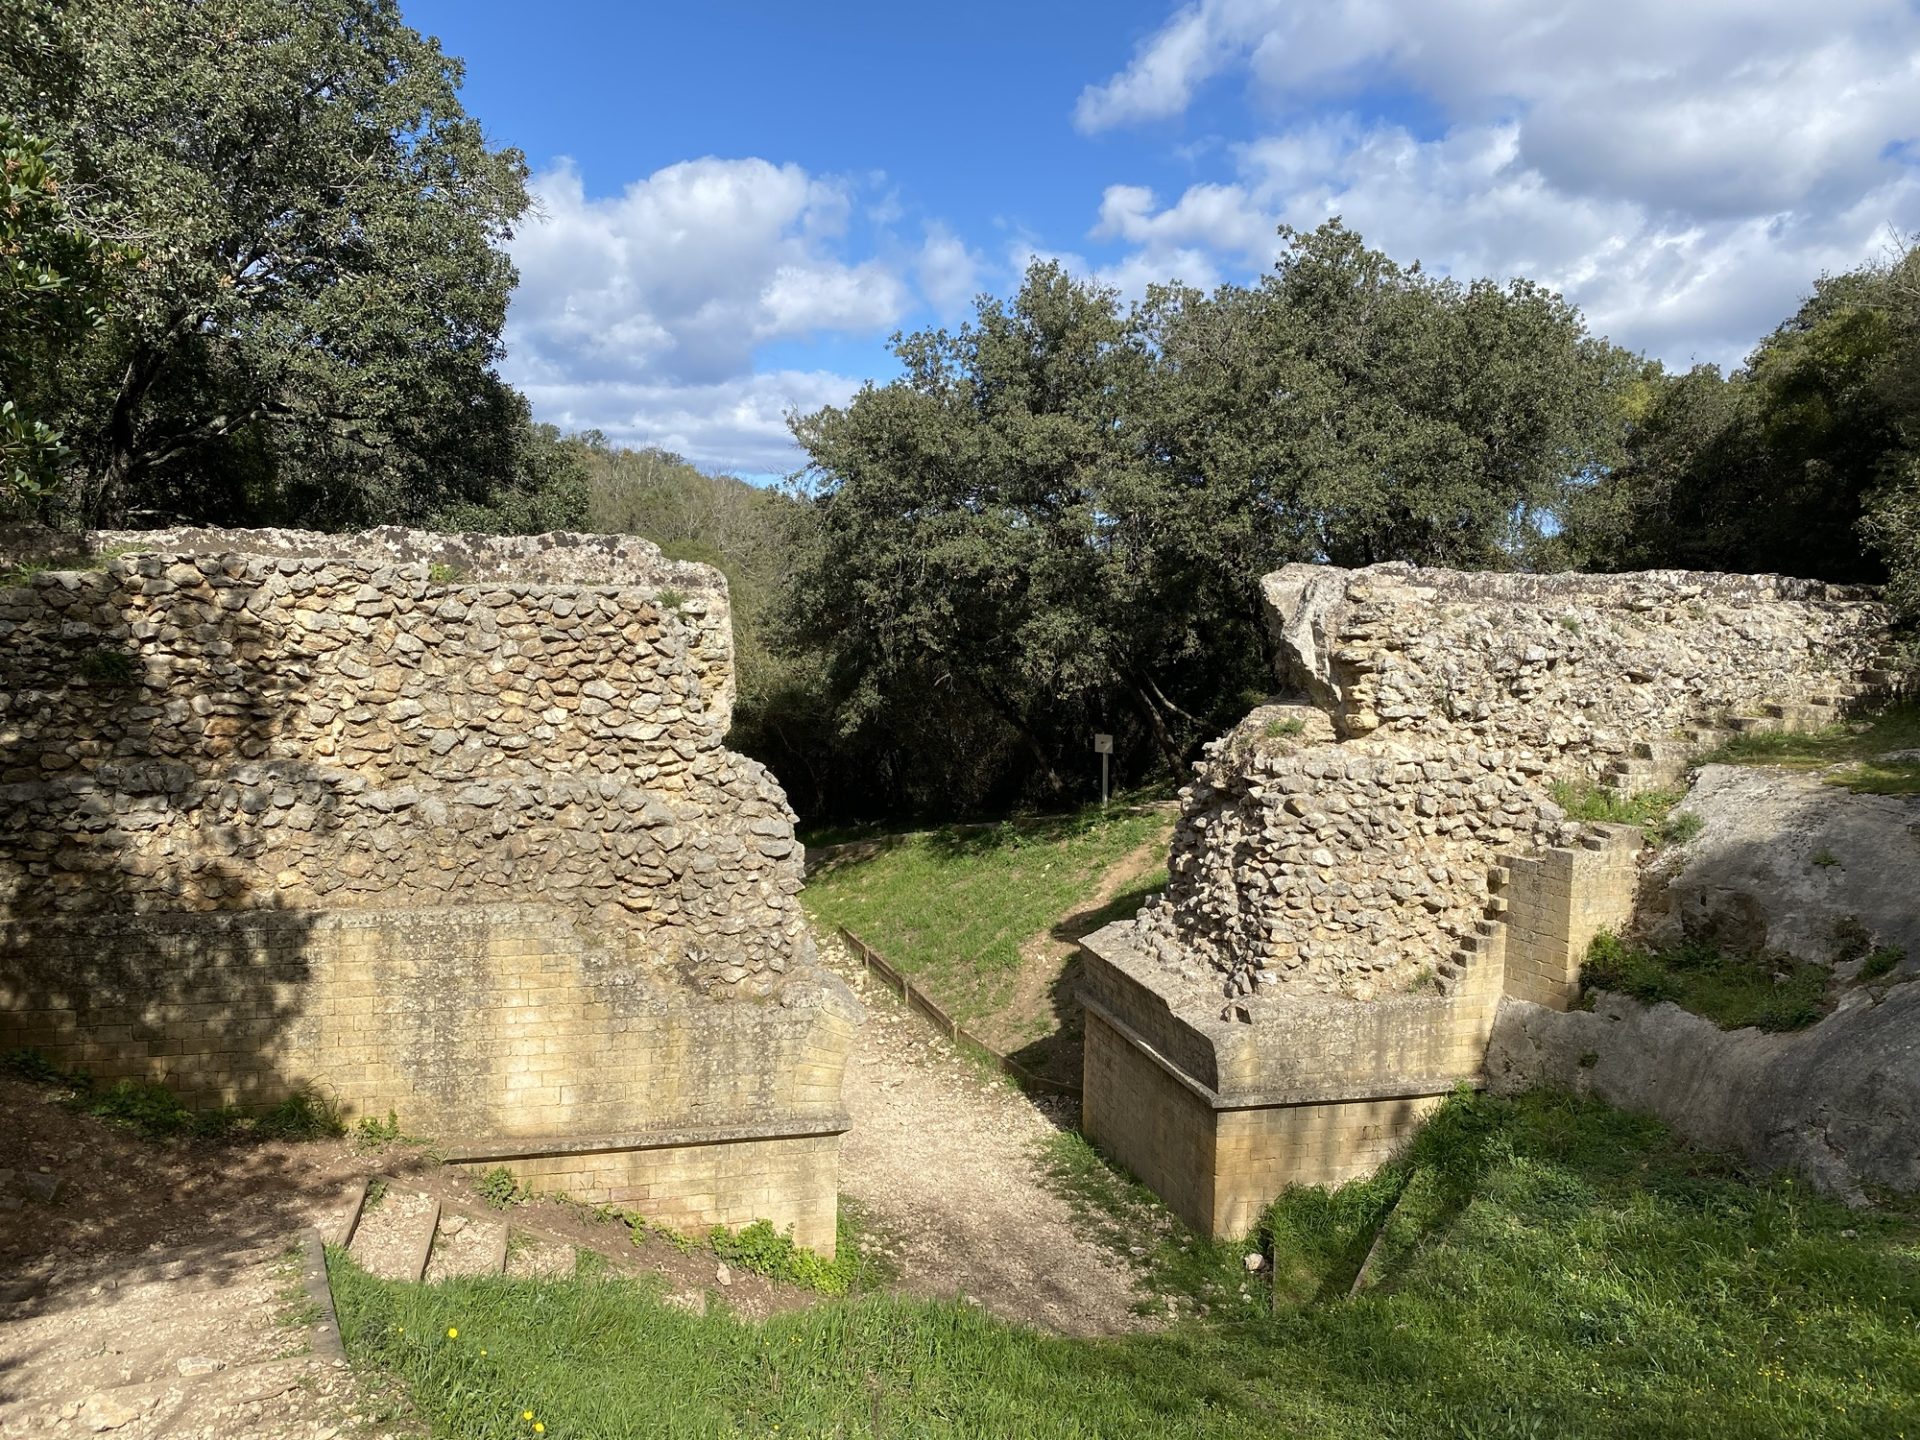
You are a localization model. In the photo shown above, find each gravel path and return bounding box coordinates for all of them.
[825,939,1153,1337]
[0,1080,383,1440]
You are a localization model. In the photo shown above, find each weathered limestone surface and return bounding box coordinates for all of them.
[1265,562,1883,764]
[0,527,860,1251]
[1131,705,1571,1003]
[1135,564,1889,1002]
[1639,764,1920,969]
[1488,986,1920,1200]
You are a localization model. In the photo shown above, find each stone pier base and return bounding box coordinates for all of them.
[1078,823,1641,1236]
[1078,922,1500,1239]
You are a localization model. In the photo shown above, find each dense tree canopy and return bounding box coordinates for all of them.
[0,115,123,504]
[779,223,1634,815]
[0,0,566,528]
[6,1,1913,820]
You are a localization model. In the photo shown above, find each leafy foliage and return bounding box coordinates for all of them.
[1,0,567,528]
[0,116,125,508]
[785,223,1631,815]
[1564,237,1920,663]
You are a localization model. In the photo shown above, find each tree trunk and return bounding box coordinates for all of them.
[971,678,1067,796]
[87,343,168,525]
[1128,678,1186,781]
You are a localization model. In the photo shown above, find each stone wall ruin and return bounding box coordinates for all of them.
[0,527,860,1252]
[1081,561,1892,1236]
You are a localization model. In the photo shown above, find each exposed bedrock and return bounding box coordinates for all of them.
[1641,764,1920,969]
[1488,985,1920,1200]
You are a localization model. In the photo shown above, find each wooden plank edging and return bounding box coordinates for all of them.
[836,925,1083,1099]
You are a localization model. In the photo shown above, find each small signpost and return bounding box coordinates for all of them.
[1093,732,1113,807]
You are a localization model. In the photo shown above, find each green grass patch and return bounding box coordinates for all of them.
[2,1050,345,1140]
[329,1088,1920,1440]
[1580,932,1829,1032]
[1548,781,1682,829]
[1700,703,1920,795]
[801,802,1171,1025]
[704,1208,889,1298]
[1039,1129,1265,1320]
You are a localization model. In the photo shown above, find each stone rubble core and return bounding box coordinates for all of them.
[1080,560,1891,1237]
[0,527,862,1253]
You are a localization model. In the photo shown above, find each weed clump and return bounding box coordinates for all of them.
[479,1165,528,1210]
[1580,930,1828,1031]
[2,1052,343,1140]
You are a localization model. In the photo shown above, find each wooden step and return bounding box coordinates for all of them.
[334,1176,371,1249]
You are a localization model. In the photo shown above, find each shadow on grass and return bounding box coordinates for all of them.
[1008,870,1166,1088]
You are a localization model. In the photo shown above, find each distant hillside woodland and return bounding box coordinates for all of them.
[4,0,1918,821]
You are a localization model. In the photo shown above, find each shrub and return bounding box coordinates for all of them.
[1860,945,1904,981]
[1657,810,1704,847]
[479,1165,527,1209]
[76,645,138,687]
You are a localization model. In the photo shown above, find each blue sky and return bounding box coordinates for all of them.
[404,0,1920,479]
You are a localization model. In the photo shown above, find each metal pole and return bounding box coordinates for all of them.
[1101,751,1109,808]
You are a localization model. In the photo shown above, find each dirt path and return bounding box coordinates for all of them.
[0,1079,383,1439]
[824,937,1155,1338]
[990,834,1169,1050]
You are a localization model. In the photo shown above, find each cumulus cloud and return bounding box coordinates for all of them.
[915,222,987,320]
[503,157,927,472]
[511,368,866,479]
[1074,0,1920,364]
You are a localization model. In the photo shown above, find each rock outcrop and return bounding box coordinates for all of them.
[1488,985,1920,1200]
[1639,764,1920,970]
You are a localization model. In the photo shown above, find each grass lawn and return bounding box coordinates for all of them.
[330,1089,1920,1440]
[1579,932,1832,1032]
[1701,702,1920,795]
[800,802,1172,1031]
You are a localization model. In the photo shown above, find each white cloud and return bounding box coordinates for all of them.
[1074,4,1235,133]
[1074,0,1920,366]
[514,369,866,478]
[508,158,907,390]
[915,223,986,320]
[503,157,937,473]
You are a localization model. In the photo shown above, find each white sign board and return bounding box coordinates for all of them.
[1093,733,1113,754]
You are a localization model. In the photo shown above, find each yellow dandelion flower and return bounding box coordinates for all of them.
[535,1426,546,1435]
[448,1327,459,1339]
[523,1413,534,1423]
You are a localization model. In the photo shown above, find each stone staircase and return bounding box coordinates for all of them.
[1595,674,1896,794]
[1432,866,1513,1000]
[1437,658,1907,1000]
[336,1177,578,1283]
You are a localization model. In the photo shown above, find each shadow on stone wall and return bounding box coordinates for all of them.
[0,564,334,1103]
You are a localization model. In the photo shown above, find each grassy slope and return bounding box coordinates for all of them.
[1701,702,1920,795]
[1580,932,1833,1032]
[331,1090,1920,1440]
[800,804,1171,1027]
